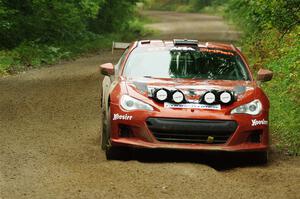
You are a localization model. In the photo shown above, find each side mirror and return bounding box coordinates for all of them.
[257,68,273,82]
[100,63,114,76]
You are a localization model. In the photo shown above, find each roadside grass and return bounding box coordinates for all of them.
[0,34,112,75]
[260,31,300,155]
[230,25,300,155]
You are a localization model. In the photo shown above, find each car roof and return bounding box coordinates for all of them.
[135,39,238,52]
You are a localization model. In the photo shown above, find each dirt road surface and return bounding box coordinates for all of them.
[1,11,300,199]
[145,11,241,41]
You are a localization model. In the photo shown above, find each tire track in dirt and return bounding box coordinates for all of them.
[1,11,299,199]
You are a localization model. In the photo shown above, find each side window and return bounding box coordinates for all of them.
[115,48,129,75]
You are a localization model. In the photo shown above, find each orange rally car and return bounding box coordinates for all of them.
[100,39,273,162]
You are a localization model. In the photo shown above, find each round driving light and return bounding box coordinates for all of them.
[172,90,185,103]
[154,88,169,102]
[203,92,216,104]
[220,91,232,104]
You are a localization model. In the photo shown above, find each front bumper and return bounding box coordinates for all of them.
[109,103,269,152]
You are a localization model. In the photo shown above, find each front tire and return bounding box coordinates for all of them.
[249,151,268,164]
[256,151,268,164]
[101,105,131,160]
[100,101,108,150]
[106,146,132,161]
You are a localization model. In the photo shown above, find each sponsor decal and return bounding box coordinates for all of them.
[164,103,221,110]
[170,47,196,51]
[200,48,234,56]
[251,119,268,126]
[113,114,133,121]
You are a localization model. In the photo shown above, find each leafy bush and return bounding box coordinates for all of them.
[225,0,300,155]
[0,0,102,49]
[0,0,148,75]
[227,0,299,35]
[0,33,131,75]
[0,51,17,74]
[89,0,140,34]
[261,29,300,155]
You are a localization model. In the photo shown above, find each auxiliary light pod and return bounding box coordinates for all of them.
[153,88,186,103]
[153,88,170,102]
[153,88,235,105]
[201,90,235,105]
[171,90,185,103]
[202,91,217,104]
[219,90,234,104]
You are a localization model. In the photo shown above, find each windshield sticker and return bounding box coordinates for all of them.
[164,103,221,110]
[170,47,196,51]
[251,119,268,126]
[200,48,234,56]
[113,114,133,121]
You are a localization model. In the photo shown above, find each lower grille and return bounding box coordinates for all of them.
[146,118,237,144]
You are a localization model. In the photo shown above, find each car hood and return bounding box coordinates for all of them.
[124,77,257,103]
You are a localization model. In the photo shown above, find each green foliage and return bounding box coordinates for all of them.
[90,0,140,34]
[226,0,300,35]
[0,51,17,74]
[0,33,125,75]
[0,0,148,75]
[0,0,103,49]
[261,30,300,155]
[225,1,300,155]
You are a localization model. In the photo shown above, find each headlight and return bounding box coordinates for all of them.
[120,95,153,111]
[231,99,262,115]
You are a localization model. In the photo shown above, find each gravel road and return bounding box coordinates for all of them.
[1,11,299,199]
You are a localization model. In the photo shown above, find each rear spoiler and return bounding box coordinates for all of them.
[112,42,130,54]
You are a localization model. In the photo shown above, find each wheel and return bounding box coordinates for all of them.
[100,101,108,150]
[106,146,132,161]
[258,151,268,164]
[101,106,132,160]
[100,116,108,150]
[255,151,268,164]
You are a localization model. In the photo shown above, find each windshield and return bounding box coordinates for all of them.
[123,47,250,81]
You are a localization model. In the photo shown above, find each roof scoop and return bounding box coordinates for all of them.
[174,39,199,47]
